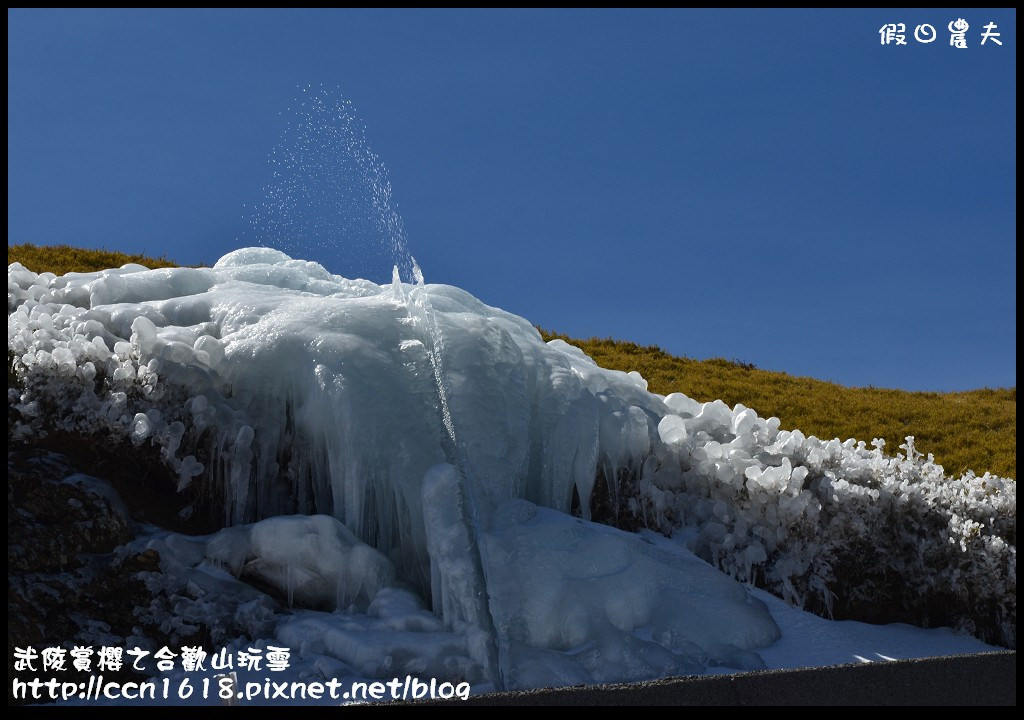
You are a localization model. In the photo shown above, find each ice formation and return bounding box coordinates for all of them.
[8,249,1016,690]
[126,506,780,694]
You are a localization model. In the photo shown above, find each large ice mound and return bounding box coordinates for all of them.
[129,504,779,691]
[8,248,1016,677]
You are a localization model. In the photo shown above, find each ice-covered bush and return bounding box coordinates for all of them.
[8,261,256,522]
[8,252,1015,650]
[641,403,1015,646]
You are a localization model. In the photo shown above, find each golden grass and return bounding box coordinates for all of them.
[540,330,1015,479]
[9,243,1014,478]
[8,243,179,275]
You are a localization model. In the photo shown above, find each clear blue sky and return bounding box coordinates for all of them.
[7,9,1016,391]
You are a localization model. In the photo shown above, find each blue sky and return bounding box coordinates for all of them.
[7,9,1016,391]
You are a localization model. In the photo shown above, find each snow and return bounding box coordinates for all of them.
[639,531,998,673]
[483,499,779,673]
[752,585,997,671]
[110,508,998,704]
[204,515,396,611]
[7,249,1015,700]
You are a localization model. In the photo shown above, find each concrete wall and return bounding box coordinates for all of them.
[424,651,1016,706]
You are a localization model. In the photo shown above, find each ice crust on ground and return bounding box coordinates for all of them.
[128,506,781,692]
[203,514,396,611]
[8,249,1016,690]
[100,508,998,704]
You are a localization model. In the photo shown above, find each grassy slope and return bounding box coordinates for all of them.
[8,243,179,274]
[9,244,1016,478]
[539,331,1015,479]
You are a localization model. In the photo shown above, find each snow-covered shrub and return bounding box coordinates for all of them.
[7,261,251,519]
[8,253,1015,650]
[636,399,1015,647]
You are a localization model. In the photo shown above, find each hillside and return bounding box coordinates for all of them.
[538,331,1015,479]
[9,243,1015,479]
[7,243,179,275]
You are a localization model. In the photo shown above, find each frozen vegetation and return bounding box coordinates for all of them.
[7,249,1015,692]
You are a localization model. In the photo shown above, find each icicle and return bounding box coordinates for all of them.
[405,263,505,689]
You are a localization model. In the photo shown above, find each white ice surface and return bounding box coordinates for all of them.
[752,586,998,671]
[68,513,1000,706]
[638,532,999,674]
